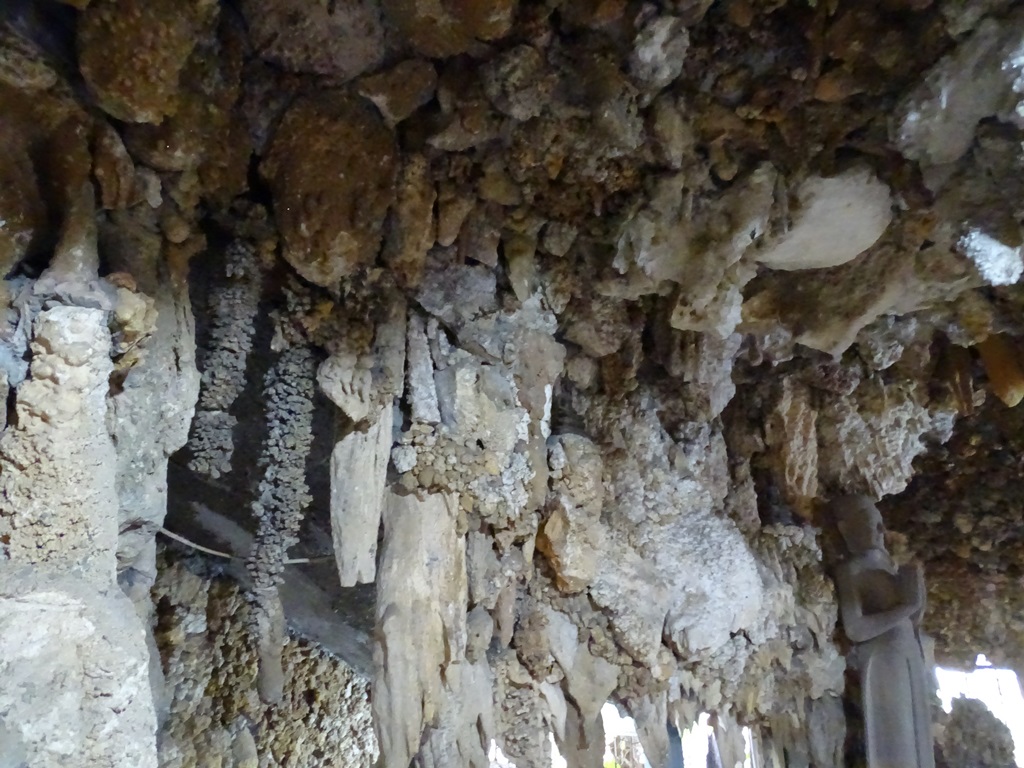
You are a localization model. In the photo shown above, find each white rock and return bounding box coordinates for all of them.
[318,350,373,423]
[0,571,158,768]
[406,312,441,425]
[331,405,394,586]
[391,444,418,474]
[957,228,1024,285]
[373,491,466,768]
[756,168,892,271]
[893,13,1024,171]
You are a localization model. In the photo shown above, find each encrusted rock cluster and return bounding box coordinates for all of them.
[187,240,263,479]
[246,343,316,703]
[154,547,378,768]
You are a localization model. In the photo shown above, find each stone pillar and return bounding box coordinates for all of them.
[0,306,158,768]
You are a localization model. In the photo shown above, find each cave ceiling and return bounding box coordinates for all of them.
[1,0,1024,765]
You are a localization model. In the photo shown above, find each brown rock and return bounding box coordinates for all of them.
[0,27,58,91]
[261,93,398,286]
[0,116,45,275]
[382,0,517,58]
[358,60,438,126]
[122,25,250,203]
[814,69,864,103]
[436,184,475,248]
[92,123,135,210]
[77,0,217,124]
[560,0,627,28]
[240,0,386,79]
[977,334,1024,407]
[383,154,436,289]
[0,66,97,275]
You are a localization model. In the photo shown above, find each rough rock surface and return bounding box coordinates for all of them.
[77,0,217,123]
[2,1,1024,766]
[154,548,377,768]
[937,697,1016,768]
[0,571,158,768]
[240,0,387,79]
[261,94,398,287]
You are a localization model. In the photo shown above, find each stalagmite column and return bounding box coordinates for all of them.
[372,490,473,768]
[0,306,158,768]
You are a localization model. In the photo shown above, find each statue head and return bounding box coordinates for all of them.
[830,495,886,555]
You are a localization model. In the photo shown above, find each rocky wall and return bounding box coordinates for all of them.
[153,546,377,768]
[1,0,1024,766]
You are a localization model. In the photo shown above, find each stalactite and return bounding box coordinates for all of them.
[245,342,316,704]
[188,241,263,478]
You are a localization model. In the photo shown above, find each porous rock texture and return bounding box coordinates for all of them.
[2,0,1024,766]
[936,697,1016,768]
[153,548,377,768]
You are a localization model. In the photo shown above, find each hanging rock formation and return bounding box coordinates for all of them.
[2,0,1024,766]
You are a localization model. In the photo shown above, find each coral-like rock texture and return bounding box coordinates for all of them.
[2,0,1024,765]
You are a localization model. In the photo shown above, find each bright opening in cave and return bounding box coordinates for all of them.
[936,655,1024,767]
[546,705,756,768]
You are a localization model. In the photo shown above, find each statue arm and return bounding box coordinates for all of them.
[900,562,927,627]
[836,566,921,643]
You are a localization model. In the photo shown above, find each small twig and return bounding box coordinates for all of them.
[157,526,334,565]
[159,526,235,559]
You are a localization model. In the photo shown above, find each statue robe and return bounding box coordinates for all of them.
[838,560,935,768]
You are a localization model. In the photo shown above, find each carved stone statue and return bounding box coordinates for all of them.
[831,495,935,768]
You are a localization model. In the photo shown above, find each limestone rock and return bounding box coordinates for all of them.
[78,0,217,123]
[373,491,467,768]
[664,164,776,337]
[538,435,605,593]
[105,226,201,594]
[663,330,742,420]
[564,295,632,357]
[481,45,554,121]
[629,13,689,91]
[262,93,398,286]
[358,59,438,126]
[319,347,374,424]
[331,406,393,586]
[894,10,1024,171]
[764,379,818,518]
[382,154,436,289]
[0,307,118,579]
[153,550,378,767]
[240,0,386,79]
[0,570,158,768]
[817,378,939,498]
[492,651,551,767]
[957,227,1024,286]
[406,312,441,425]
[544,607,619,723]
[755,167,892,271]
[437,185,476,247]
[382,0,517,58]
[623,691,669,768]
[556,700,606,768]
[938,697,1016,768]
[92,122,135,210]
